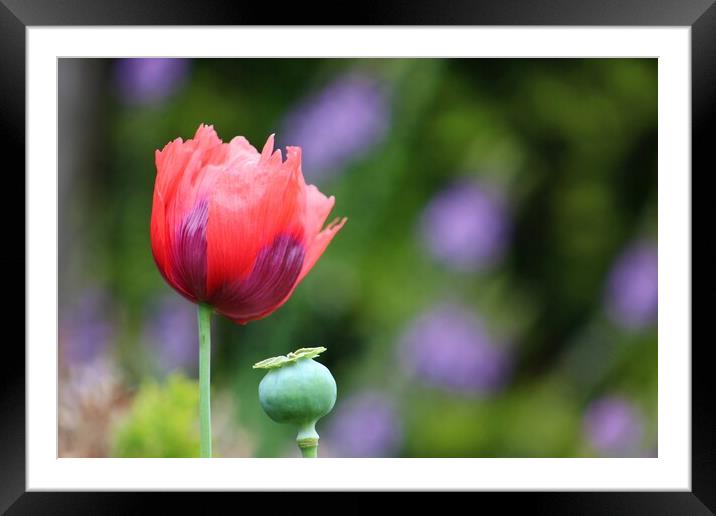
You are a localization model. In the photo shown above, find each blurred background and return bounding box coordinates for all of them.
[58,58,657,458]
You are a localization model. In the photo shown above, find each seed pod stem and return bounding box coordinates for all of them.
[296,420,320,458]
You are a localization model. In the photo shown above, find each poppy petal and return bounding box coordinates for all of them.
[206,136,305,297]
[210,234,306,324]
[169,199,209,301]
[298,216,347,283]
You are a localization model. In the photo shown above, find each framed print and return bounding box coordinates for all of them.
[5,0,712,511]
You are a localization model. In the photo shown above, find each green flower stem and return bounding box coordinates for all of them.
[300,444,318,458]
[296,420,319,458]
[197,303,213,458]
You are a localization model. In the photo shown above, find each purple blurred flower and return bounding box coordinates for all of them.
[281,73,390,183]
[420,180,511,272]
[605,240,658,329]
[324,391,402,457]
[583,396,645,456]
[60,289,115,366]
[398,303,512,395]
[142,296,198,375]
[114,58,190,105]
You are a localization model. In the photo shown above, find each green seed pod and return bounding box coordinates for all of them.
[253,347,337,458]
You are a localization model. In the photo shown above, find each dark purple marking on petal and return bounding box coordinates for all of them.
[209,234,305,321]
[171,199,208,300]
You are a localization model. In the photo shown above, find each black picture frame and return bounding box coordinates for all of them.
[4,0,711,511]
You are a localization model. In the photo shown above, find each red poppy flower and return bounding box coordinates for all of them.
[151,124,346,324]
